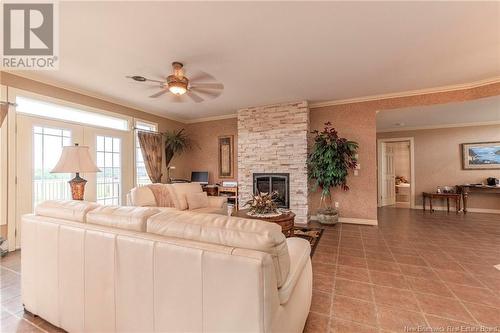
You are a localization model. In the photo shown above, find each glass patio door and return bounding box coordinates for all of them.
[16,114,84,248]
[84,127,133,205]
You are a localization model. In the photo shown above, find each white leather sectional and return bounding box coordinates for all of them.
[21,200,312,333]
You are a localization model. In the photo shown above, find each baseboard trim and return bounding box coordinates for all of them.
[310,215,378,226]
[413,205,500,214]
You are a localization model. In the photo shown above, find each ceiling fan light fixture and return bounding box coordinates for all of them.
[169,83,187,95]
[167,74,189,95]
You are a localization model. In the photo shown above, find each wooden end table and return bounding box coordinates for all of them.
[422,192,461,213]
[233,209,295,237]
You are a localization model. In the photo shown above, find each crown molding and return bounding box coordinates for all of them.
[185,113,237,124]
[1,71,189,124]
[310,77,500,109]
[377,120,500,133]
[5,71,499,124]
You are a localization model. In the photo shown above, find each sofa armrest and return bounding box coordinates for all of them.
[278,237,311,305]
[207,196,227,208]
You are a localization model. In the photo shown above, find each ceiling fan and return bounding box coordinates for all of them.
[127,62,224,103]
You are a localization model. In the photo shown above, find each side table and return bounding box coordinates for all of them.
[232,209,295,237]
[422,192,461,213]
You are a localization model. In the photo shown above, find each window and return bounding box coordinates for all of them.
[96,135,122,205]
[16,96,129,131]
[33,126,72,208]
[135,120,158,187]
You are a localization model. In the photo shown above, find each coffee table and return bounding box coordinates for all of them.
[233,209,295,237]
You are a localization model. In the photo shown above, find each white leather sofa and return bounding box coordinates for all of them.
[127,182,227,214]
[21,200,312,333]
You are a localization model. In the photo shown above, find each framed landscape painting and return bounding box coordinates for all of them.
[462,141,500,170]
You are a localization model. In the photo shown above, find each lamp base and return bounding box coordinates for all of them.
[69,173,87,200]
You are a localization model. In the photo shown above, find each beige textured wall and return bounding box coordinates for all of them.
[378,125,500,211]
[309,105,377,220]
[179,118,238,184]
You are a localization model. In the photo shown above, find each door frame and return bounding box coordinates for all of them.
[377,137,415,208]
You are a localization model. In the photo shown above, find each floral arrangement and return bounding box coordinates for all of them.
[244,191,279,216]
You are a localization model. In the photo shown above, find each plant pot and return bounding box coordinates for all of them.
[316,208,339,225]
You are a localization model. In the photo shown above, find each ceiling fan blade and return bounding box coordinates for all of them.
[167,94,186,103]
[145,78,165,84]
[190,87,222,98]
[188,70,215,83]
[189,83,224,90]
[127,75,165,84]
[186,91,204,103]
[149,89,168,98]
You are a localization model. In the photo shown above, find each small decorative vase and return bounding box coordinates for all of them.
[316,208,339,225]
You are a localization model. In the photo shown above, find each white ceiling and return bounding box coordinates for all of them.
[377,95,500,132]
[14,1,500,122]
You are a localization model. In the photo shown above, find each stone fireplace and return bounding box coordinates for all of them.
[238,101,309,224]
[253,173,290,208]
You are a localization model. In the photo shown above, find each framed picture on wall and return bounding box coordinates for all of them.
[218,135,234,178]
[462,141,500,170]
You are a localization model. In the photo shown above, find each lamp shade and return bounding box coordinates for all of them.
[51,145,101,173]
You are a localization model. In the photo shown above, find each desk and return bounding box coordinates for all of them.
[218,186,239,210]
[456,185,500,213]
[422,192,461,213]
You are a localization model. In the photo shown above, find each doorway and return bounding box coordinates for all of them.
[377,137,415,209]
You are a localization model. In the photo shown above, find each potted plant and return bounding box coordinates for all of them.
[164,129,192,182]
[244,191,281,217]
[308,122,358,224]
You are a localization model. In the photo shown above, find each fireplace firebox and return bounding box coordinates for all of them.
[253,173,290,208]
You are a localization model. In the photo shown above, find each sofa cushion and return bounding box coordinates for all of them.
[277,238,311,304]
[87,206,159,232]
[147,184,174,207]
[166,183,203,210]
[186,192,209,210]
[190,207,225,214]
[147,210,290,287]
[130,186,157,207]
[35,200,100,223]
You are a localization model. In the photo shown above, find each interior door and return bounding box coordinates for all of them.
[16,114,84,248]
[381,143,396,206]
[84,127,133,205]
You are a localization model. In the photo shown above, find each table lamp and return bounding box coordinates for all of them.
[51,143,101,200]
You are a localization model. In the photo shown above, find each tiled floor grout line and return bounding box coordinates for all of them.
[1,264,22,275]
[359,227,383,333]
[319,271,500,310]
[326,223,343,333]
[412,243,483,328]
[382,236,433,330]
[2,305,50,333]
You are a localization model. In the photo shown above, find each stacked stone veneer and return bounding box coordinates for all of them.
[238,101,310,224]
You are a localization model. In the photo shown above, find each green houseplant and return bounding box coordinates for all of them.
[308,122,358,224]
[164,129,192,181]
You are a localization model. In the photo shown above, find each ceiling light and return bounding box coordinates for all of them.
[168,82,187,95]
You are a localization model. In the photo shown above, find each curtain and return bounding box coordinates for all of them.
[138,131,163,183]
[0,103,7,127]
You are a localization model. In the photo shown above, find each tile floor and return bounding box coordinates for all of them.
[1,207,499,332]
[305,207,500,333]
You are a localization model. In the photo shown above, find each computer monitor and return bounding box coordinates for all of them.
[191,171,209,185]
